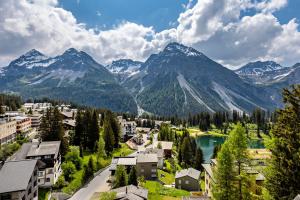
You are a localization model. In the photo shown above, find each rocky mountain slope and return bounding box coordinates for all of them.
[0,49,136,113]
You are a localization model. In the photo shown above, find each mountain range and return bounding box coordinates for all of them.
[0,43,299,116]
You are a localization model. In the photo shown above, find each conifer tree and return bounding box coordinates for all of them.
[97,132,106,158]
[74,110,84,146]
[212,142,237,200]
[266,85,300,199]
[114,165,127,188]
[128,167,138,186]
[181,137,192,166]
[194,147,204,170]
[103,119,115,154]
[87,110,100,151]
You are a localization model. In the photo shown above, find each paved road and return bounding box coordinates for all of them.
[69,167,111,200]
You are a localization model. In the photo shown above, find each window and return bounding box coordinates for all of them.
[46,178,50,182]
[185,180,189,184]
[28,188,32,195]
[48,169,53,174]
[178,180,181,184]
[34,191,37,197]
[38,171,44,177]
[151,169,156,172]
[44,155,51,159]
[34,180,37,187]
[141,169,144,172]
[151,174,157,178]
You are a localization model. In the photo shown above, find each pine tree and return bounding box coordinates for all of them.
[74,110,84,146]
[181,137,192,166]
[128,167,138,186]
[82,109,92,149]
[114,165,127,188]
[87,110,100,151]
[266,85,300,199]
[97,132,106,158]
[194,147,204,170]
[212,144,222,159]
[227,123,249,200]
[212,142,237,200]
[103,119,115,154]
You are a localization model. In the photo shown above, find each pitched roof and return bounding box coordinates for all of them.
[294,195,300,200]
[111,185,148,200]
[0,160,37,193]
[110,157,137,171]
[175,168,201,180]
[27,141,61,158]
[145,148,164,158]
[202,164,214,180]
[137,153,158,163]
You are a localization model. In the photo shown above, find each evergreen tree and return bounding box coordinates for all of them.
[103,119,115,154]
[227,123,249,200]
[61,162,76,182]
[114,165,127,188]
[194,147,204,170]
[87,110,100,151]
[65,146,82,170]
[74,110,84,146]
[212,144,222,159]
[212,142,237,200]
[128,167,138,186]
[82,109,92,149]
[181,137,192,166]
[266,85,300,199]
[97,132,106,158]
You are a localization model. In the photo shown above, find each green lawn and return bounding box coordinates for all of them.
[143,181,190,200]
[158,170,175,185]
[62,143,133,194]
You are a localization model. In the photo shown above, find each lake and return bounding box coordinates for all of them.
[196,135,265,163]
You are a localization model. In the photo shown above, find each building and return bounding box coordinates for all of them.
[175,168,201,191]
[153,141,173,158]
[118,116,136,141]
[110,156,137,175]
[13,141,62,187]
[144,148,164,169]
[29,114,42,129]
[60,111,75,120]
[63,119,76,130]
[0,160,39,200]
[0,119,17,145]
[202,159,265,198]
[13,116,32,134]
[111,185,148,200]
[24,103,52,113]
[136,153,158,180]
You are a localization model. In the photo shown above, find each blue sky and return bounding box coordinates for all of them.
[59,0,299,32]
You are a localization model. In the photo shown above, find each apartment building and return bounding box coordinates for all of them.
[118,116,137,141]
[13,116,31,134]
[14,141,62,187]
[29,114,42,129]
[0,160,39,200]
[0,119,17,145]
[136,154,158,180]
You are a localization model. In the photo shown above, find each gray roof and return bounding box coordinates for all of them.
[145,148,164,158]
[175,168,201,180]
[11,142,32,160]
[27,141,61,158]
[202,164,213,180]
[137,153,158,163]
[110,157,137,171]
[0,160,37,193]
[111,185,148,200]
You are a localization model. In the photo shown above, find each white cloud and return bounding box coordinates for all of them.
[0,0,299,69]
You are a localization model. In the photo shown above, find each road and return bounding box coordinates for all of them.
[69,133,157,200]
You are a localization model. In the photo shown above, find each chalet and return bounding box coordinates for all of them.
[136,154,158,180]
[110,156,137,175]
[153,141,173,158]
[111,185,148,200]
[175,168,201,191]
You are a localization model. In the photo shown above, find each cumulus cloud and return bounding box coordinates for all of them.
[0,0,299,69]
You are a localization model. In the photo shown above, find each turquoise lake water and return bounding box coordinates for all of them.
[196,135,265,163]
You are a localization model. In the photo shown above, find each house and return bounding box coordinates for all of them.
[0,160,39,200]
[132,134,144,145]
[118,116,137,141]
[111,185,148,200]
[153,141,173,158]
[202,159,265,198]
[60,111,75,120]
[0,118,17,145]
[175,168,201,191]
[63,119,76,130]
[110,156,137,175]
[136,127,151,134]
[13,141,62,187]
[136,154,158,180]
[144,148,164,169]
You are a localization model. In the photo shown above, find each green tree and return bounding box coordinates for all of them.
[266,85,300,200]
[114,165,127,188]
[61,162,76,182]
[181,137,192,166]
[87,110,100,151]
[128,167,138,186]
[82,157,95,184]
[65,146,82,170]
[157,142,162,149]
[212,144,222,159]
[99,192,117,200]
[227,123,250,200]
[97,132,106,158]
[103,120,115,154]
[194,147,204,170]
[74,110,84,146]
[212,142,237,200]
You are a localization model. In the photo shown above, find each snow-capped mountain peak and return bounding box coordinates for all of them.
[164,42,203,57]
[235,61,285,76]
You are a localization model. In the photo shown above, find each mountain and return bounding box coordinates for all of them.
[234,61,294,85]
[122,43,273,116]
[0,49,137,113]
[106,59,142,83]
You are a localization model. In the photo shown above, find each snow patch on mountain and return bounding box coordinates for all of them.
[177,73,214,112]
[165,43,203,57]
[212,82,243,112]
[236,61,284,76]
[30,69,85,86]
